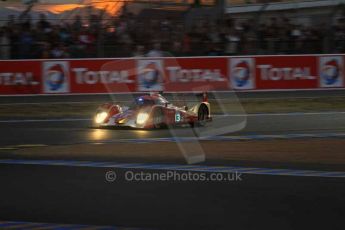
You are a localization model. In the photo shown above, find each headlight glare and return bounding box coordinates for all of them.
[95,111,108,124]
[136,112,149,125]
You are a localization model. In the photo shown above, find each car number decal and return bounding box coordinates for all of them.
[175,112,181,122]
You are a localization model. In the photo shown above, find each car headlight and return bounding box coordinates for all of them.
[136,112,149,125]
[118,118,126,124]
[94,111,108,124]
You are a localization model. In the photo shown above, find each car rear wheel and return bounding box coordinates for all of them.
[153,108,164,129]
[197,104,209,126]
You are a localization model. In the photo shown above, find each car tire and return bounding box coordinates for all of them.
[153,108,164,129]
[197,104,209,127]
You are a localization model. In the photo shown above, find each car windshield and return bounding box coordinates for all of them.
[129,97,155,109]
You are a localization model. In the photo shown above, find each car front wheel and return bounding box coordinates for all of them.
[153,108,164,129]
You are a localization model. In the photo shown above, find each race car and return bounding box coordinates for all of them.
[93,93,211,129]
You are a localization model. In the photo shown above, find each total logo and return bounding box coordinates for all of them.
[137,60,164,91]
[258,65,314,81]
[0,72,39,86]
[230,58,255,90]
[73,68,133,84]
[43,61,70,93]
[319,56,344,88]
[166,67,225,82]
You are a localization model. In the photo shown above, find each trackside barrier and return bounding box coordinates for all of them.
[0,55,344,95]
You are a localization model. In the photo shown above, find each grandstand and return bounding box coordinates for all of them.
[0,0,344,59]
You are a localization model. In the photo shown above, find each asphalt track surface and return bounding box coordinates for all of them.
[1,112,345,146]
[1,90,345,229]
[1,89,345,146]
[0,164,344,230]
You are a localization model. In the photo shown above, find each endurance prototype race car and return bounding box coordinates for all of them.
[93,93,211,129]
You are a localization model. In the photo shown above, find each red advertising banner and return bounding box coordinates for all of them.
[0,55,344,95]
[136,57,229,92]
[0,60,42,95]
[229,56,319,90]
[255,56,318,89]
[42,59,137,94]
[0,59,138,95]
[164,57,229,92]
[70,59,137,93]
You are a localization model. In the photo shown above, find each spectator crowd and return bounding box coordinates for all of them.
[1,10,345,60]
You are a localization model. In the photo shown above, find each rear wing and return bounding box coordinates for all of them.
[202,92,208,102]
[149,91,164,96]
[195,92,208,102]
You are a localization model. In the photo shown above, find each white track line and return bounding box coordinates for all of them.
[0,159,344,178]
[227,111,345,117]
[1,96,345,106]
[0,118,90,123]
[215,111,345,117]
[0,102,98,106]
[0,111,345,123]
